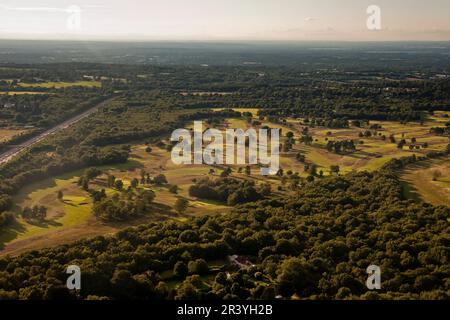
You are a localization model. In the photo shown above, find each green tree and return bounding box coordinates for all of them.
[188,259,209,275]
[107,175,116,187]
[153,174,168,186]
[276,258,315,297]
[174,198,189,214]
[114,179,124,191]
[330,165,340,175]
[169,185,178,194]
[173,261,188,279]
[131,178,139,188]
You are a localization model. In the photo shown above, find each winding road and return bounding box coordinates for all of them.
[0,98,114,165]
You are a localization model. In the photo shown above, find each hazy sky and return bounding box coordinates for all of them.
[0,0,449,41]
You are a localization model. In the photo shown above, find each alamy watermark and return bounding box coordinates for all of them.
[366,265,381,290]
[66,5,82,32]
[170,121,280,175]
[367,5,382,31]
[0,4,83,32]
[66,265,81,290]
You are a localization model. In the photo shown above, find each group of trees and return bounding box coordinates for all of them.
[21,206,47,221]
[78,168,104,191]
[304,118,349,129]
[0,194,12,213]
[430,123,450,136]
[282,132,296,152]
[326,140,357,154]
[93,189,156,222]
[382,144,450,172]
[0,212,15,228]
[358,130,377,138]
[0,92,106,128]
[296,152,306,163]
[189,177,270,206]
[174,198,189,214]
[396,138,428,151]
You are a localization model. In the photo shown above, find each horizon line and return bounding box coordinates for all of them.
[1,38,450,44]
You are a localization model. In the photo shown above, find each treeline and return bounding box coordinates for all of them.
[3,64,450,128]
[84,104,241,147]
[0,211,15,228]
[430,123,450,136]
[189,177,271,206]
[93,189,156,222]
[0,93,108,128]
[382,144,450,172]
[304,118,349,129]
[326,140,357,154]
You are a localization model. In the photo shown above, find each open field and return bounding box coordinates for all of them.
[0,91,51,95]
[401,156,450,206]
[104,145,231,217]
[0,128,30,143]
[222,112,449,176]
[284,117,448,175]
[17,81,102,88]
[0,146,232,256]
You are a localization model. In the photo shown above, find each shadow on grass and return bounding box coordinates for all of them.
[190,198,228,207]
[403,161,433,171]
[100,159,144,172]
[0,220,26,249]
[399,160,436,202]
[13,170,85,203]
[62,200,78,207]
[400,180,422,202]
[354,150,382,159]
[152,202,174,213]
[25,219,63,228]
[14,160,145,202]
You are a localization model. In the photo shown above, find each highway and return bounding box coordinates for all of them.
[0,98,114,165]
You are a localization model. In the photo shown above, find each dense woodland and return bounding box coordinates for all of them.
[0,168,448,300]
[0,91,107,128]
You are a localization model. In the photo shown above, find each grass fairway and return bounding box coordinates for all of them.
[401,156,450,206]
[3,171,92,243]
[220,115,449,177]
[127,145,230,216]
[17,81,101,88]
[280,116,450,175]
[0,145,232,256]
[187,114,449,177]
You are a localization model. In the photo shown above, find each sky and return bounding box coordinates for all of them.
[0,0,449,41]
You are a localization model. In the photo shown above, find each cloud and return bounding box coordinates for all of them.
[0,4,65,12]
[83,5,106,9]
[0,4,104,12]
[304,17,318,22]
